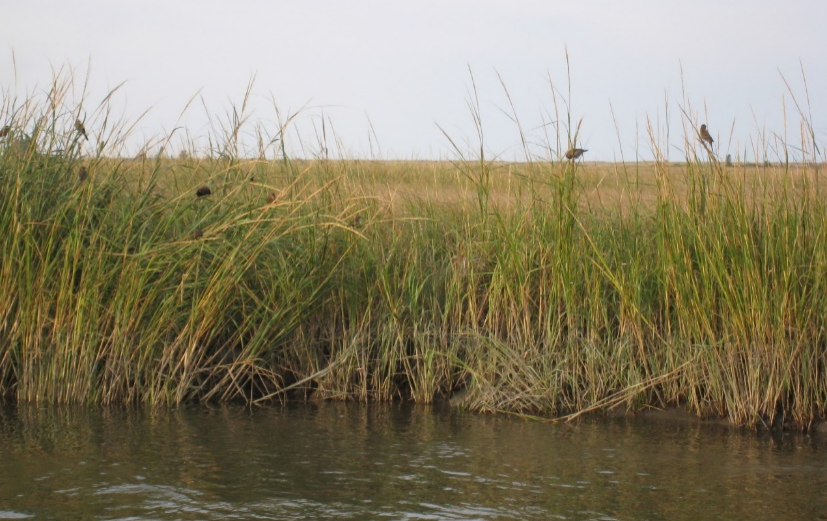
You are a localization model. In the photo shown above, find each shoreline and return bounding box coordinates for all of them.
[2,107,827,430]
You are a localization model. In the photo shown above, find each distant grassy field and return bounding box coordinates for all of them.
[118,156,825,215]
[2,77,826,429]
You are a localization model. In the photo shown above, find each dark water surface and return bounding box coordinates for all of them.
[1,403,825,520]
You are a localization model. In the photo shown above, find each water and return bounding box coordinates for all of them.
[1,402,825,520]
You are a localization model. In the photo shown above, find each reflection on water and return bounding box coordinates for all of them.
[1,402,826,520]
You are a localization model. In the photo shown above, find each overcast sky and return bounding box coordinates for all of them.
[2,1,825,161]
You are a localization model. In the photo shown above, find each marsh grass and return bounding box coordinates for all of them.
[1,70,826,429]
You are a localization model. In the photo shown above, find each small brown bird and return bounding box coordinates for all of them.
[700,124,714,147]
[565,148,588,160]
[0,125,9,139]
[191,228,204,240]
[266,191,278,204]
[195,186,212,198]
[78,166,88,182]
[75,119,88,141]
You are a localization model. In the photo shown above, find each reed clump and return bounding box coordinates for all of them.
[1,73,825,430]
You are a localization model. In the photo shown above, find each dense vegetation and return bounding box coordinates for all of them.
[1,76,825,429]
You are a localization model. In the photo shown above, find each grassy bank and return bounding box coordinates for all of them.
[1,84,826,430]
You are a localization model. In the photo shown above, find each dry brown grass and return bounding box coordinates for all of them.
[108,157,826,218]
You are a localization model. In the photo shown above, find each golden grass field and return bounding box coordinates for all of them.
[113,156,825,211]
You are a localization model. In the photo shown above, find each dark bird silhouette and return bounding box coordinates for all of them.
[78,166,88,182]
[195,186,212,198]
[75,119,89,141]
[565,148,588,160]
[700,124,714,147]
[0,125,9,139]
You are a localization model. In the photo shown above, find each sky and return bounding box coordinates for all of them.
[2,1,826,162]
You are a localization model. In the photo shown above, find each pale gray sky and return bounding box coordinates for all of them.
[2,1,825,161]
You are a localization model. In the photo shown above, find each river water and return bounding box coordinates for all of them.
[0,402,825,520]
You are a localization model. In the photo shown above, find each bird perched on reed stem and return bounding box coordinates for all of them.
[565,148,587,160]
[0,125,9,139]
[75,119,88,141]
[700,124,714,147]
